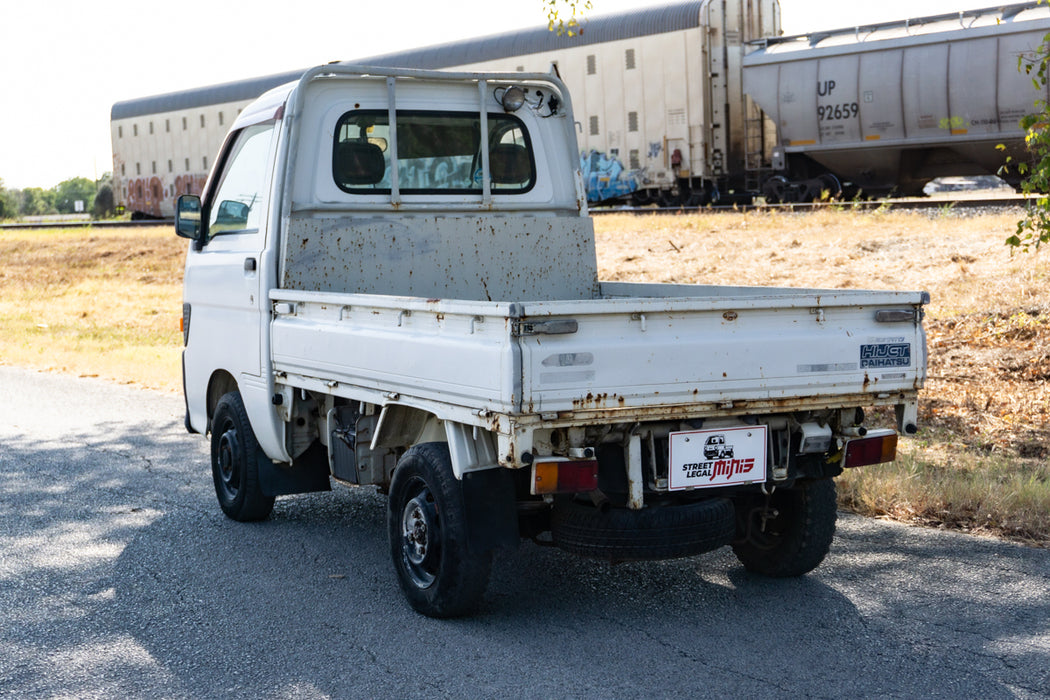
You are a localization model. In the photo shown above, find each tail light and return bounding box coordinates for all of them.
[843,429,898,468]
[532,458,599,495]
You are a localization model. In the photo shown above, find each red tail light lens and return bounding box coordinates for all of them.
[843,430,898,468]
[532,459,599,495]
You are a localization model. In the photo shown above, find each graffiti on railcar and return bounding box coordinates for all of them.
[580,150,640,203]
[125,177,165,218]
[175,174,207,197]
[123,174,207,218]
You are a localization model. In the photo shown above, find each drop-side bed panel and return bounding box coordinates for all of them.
[269,283,927,423]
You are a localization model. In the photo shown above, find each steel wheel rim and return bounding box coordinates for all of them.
[216,422,241,498]
[744,491,796,551]
[400,481,440,589]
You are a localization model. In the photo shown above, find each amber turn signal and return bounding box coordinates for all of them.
[531,459,599,495]
[843,429,898,468]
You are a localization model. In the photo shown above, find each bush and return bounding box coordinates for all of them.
[93,183,115,219]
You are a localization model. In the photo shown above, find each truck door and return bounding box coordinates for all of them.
[183,122,277,382]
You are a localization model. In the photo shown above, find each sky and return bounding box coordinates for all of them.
[0,0,1009,189]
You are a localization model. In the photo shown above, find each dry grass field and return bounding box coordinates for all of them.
[1,209,1047,543]
[596,208,1050,544]
[0,226,184,390]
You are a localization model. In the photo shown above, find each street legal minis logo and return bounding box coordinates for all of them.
[860,343,911,369]
[668,425,767,491]
[680,457,757,482]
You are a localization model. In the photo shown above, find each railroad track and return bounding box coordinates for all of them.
[0,196,1031,230]
[591,196,1031,215]
[0,218,175,231]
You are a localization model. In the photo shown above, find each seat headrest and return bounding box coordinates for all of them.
[334,141,386,187]
[489,144,530,185]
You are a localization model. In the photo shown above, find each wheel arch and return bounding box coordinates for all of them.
[205,370,238,432]
[373,404,501,480]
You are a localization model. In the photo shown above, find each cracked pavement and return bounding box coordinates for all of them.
[1,366,1048,698]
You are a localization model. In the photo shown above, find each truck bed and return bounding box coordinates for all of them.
[270,281,927,427]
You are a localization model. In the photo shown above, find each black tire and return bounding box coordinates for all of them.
[731,478,837,577]
[388,443,492,618]
[550,497,735,562]
[211,391,275,522]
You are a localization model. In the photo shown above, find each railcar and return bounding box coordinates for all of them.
[110,0,779,217]
[110,1,1050,217]
[744,3,1050,201]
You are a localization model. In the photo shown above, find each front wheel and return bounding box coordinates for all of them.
[211,391,275,522]
[388,443,492,618]
[731,478,837,577]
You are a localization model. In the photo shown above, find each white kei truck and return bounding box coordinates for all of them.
[176,65,928,618]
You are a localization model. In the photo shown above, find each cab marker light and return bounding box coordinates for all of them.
[181,303,191,345]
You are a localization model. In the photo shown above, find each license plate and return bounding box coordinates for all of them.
[668,426,768,491]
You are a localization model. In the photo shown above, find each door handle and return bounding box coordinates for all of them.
[244,257,257,272]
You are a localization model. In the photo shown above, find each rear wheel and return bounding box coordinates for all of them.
[388,443,492,618]
[731,478,837,577]
[211,391,275,522]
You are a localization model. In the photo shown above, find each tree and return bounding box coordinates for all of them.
[52,176,96,215]
[1007,19,1050,252]
[20,187,55,217]
[0,178,11,220]
[1,186,19,220]
[93,182,115,219]
[544,0,592,36]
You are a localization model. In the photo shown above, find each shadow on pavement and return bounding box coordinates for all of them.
[1,409,1047,697]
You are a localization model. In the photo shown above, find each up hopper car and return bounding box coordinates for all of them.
[744,2,1050,201]
[110,1,1050,217]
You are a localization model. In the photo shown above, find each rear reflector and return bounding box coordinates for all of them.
[843,430,898,468]
[532,459,599,495]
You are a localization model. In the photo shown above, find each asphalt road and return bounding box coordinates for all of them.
[1,366,1048,699]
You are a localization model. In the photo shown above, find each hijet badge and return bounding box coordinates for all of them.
[668,426,768,491]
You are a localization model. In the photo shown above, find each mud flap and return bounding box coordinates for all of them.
[461,468,519,555]
[258,442,332,497]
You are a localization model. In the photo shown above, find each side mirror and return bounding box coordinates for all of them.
[175,195,203,241]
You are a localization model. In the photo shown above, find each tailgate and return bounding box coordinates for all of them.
[517,286,928,414]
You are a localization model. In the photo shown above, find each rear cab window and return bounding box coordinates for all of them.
[332,111,535,195]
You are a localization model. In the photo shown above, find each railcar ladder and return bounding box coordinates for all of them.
[743,99,770,194]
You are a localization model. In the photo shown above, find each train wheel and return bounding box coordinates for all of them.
[631,190,656,207]
[762,175,790,204]
[818,173,843,201]
[658,190,681,208]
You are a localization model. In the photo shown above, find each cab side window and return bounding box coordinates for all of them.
[208,123,275,237]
